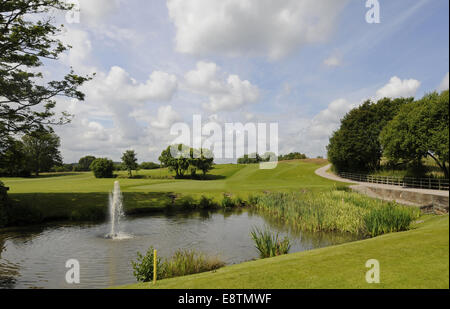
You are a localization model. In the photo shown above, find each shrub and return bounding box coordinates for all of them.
[140,162,160,170]
[131,246,164,283]
[250,227,291,258]
[163,250,224,279]
[199,196,217,209]
[221,194,234,208]
[90,158,114,178]
[132,248,225,282]
[364,204,420,237]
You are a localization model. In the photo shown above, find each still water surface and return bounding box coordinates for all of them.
[0,209,360,289]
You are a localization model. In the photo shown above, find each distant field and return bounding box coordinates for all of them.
[1,160,343,224]
[2,159,335,195]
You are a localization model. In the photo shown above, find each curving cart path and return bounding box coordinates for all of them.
[315,164,449,199]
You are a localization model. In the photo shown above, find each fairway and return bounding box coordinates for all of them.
[1,160,347,224]
[2,159,337,194]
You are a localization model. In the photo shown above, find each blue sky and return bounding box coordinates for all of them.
[49,0,449,163]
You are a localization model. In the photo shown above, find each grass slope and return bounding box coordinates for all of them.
[119,215,449,289]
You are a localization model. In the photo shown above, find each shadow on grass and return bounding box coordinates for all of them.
[4,192,225,227]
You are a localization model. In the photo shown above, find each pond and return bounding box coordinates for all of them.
[0,209,361,289]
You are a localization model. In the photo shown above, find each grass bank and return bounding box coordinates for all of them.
[118,215,449,289]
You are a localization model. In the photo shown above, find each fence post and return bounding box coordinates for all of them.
[153,249,157,285]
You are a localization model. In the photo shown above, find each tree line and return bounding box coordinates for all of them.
[327,91,449,178]
[237,152,308,164]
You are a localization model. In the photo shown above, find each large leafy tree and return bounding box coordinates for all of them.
[90,158,114,179]
[22,129,62,176]
[0,137,29,176]
[327,97,412,172]
[0,0,90,154]
[380,91,449,178]
[78,155,96,171]
[159,144,190,178]
[121,150,138,177]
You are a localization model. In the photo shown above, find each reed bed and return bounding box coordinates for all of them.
[250,227,291,258]
[132,247,225,282]
[250,191,420,236]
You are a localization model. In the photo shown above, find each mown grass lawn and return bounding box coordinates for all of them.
[1,160,343,223]
[119,215,449,289]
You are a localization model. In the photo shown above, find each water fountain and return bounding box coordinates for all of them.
[106,181,125,240]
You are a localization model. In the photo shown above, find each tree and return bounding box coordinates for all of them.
[0,138,30,176]
[121,150,138,177]
[90,158,114,178]
[140,162,159,170]
[195,148,214,178]
[327,97,411,172]
[159,144,190,178]
[159,145,215,178]
[278,152,307,161]
[78,156,96,171]
[1,0,90,155]
[22,130,62,176]
[380,91,449,178]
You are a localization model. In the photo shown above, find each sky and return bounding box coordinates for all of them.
[44,0,449,163]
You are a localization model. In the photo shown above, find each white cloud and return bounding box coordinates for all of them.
[150,105,181,129]
[184,61,259,112]
[376,76,421,99]
[78,0,121,21]
[438,72,449,91]
[59,28,93,72]
[91,66,178,103]
[307,98,354,140]
[167,0,348,60]
[323,55,342,67]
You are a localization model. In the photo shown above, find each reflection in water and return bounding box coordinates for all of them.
[0,209,362,289]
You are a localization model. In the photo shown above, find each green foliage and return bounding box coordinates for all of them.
[162,250,225,279]
[0,138,31,177]
[380,91,449,178]
[0,0,91,153]
[327,97,411,172]
[159,145,214,178]
[237,152,274,164]
[21,130,62,176]
[221,194,234,208]
[278,152,307,161]
[90,158,114,178]
[140,162,160,170]
[121,150,139,178]
[132,246,164,283]
[78,156,96,171]
[364,204,420,237]
[251,227,291,258]
[199,195,217,209]
[252,190,419,236]
[132,247,224,283]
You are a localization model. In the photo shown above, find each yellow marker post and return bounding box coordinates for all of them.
[153,249,157,285]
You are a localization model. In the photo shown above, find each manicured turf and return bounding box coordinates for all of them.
[1,160,342,223]
[118,215,449,289]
